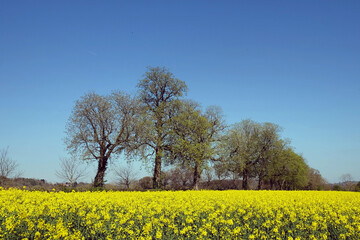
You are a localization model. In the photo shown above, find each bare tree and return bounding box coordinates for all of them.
[114,164,137,189]
[0,147,21,178]
[167,167,193,190]
[65,91,141,187]
[340,173,354,191]
[56,157,86,186]
[340,173,353,182]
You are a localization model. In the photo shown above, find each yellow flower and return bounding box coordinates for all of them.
[156,230,162,239]
[34,232,41,240]
[0,189,359,239]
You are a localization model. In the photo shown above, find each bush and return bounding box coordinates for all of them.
[139,177,152,190]
[355,182,360,192]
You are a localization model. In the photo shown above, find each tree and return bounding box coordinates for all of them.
[213,161,232,180]
[56,157,86,186]
[65,91,140,187]
[307,168,327,190]
[267,147,309,190]
[217,119,310,190]
[166,167,193,190]
[114,163,137,189]
[254,122,282,190]
[355,182,360,192]
[0,147,21,178]
[168,101,224,190]
[340,173,354,191]
[217,120,261,190]
[138,176,153,190]
[137,66,187,189]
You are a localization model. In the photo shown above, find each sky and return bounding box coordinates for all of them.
[0,1,359,184]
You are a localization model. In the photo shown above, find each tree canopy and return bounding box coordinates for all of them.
[136,66,187,189]
[215,120,310,190]
[64,66,322,190]
[167,100,224,189]
[65,91,140,187]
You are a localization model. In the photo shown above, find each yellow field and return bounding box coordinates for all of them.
[0,189,359,240]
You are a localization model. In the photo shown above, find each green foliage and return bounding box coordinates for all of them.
[62,66,317,191]
[215,119,261,189]
[87,186,108,192]
[168,101,224,189]
[216,120,310,190]
[136,66,188,189]
[137,66,188,110]
[279,149,309,189]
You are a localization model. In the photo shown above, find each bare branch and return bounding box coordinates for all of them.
[65,91,140,187]
[0,147,20,178]
[113,164,137,189]
[56,157,87,186]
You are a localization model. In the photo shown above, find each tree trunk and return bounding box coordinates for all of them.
[193,163,200,190]
[153,147,162,189]
[270,178,274,190]
[257,174,263,190]
[94,156,108,187]
[242,169,249,190]
[279,180,285,190]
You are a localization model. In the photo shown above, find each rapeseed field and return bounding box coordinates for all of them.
[0,188,359,239]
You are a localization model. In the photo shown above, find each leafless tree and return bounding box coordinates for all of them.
[56,157,87,186]
[0,147,21,178]
[167,167,193,190]
[65,91,141,187]
[113,164,137,189]
[340,173,354,191]
[341,173,353,182]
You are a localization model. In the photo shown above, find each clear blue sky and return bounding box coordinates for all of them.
[1,1,359,184]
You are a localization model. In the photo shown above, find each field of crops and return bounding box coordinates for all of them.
[0,188,359,239]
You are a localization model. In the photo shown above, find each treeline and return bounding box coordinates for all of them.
[123,167,332,191]
[65,66,327,190]
[2,174,360,192]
